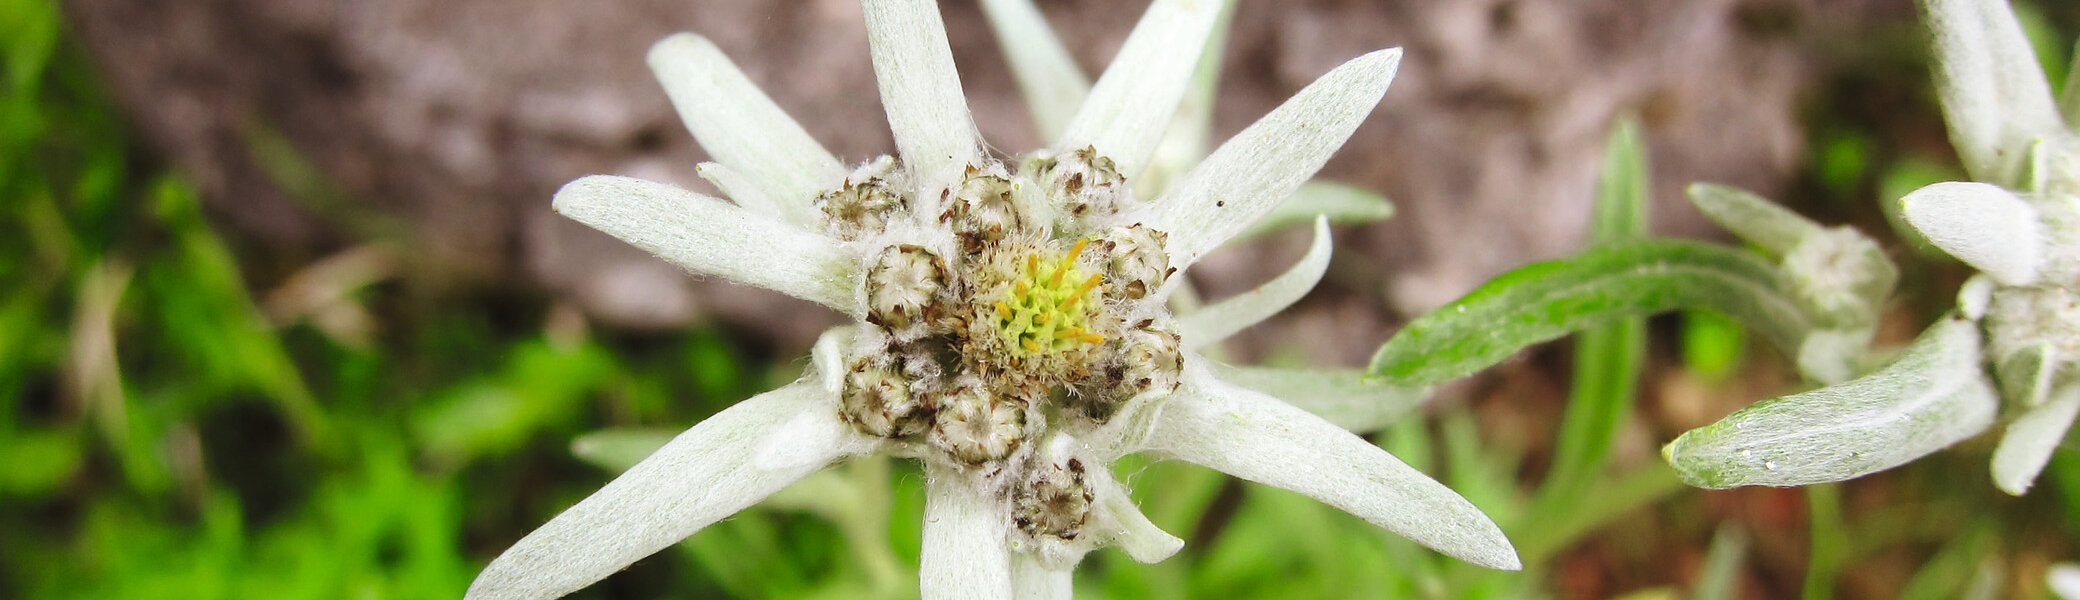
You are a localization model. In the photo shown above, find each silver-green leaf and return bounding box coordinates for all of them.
[1663,316,1999,488]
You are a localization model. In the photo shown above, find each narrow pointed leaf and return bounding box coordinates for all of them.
[1136,0,1238,194]
[1543,114,1651,500]
[1919,0,2066,186]
[1055,0,1224,177]
[1688,183,1823,257]
[1233,180,1394,242]
[553,175,860,317]
[465,382,851,599]
[1094,476,1184,562]
[920,466,1013,600]
[1589,113,1650,245]
[1900,181,2044,285]
[1991,383,2080,494]
[978,0,1090,140]
[863,0,981,190]
[1210,362,1428,432]
[1662,317,1999,488]
[649,34,843,224]
[1179,218,1331,351]
[1141,359,1521,570]
[1139,48,1403,269]
[1368,239,1810,384]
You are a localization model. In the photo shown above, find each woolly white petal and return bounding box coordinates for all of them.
[1178,217,1331,351]
[1209,361,1428,433]
[1054,0,1223,177]
[1991,384,2080,495]
[1094,476,1184,563]
[1900,181,2045,286]
[920,466,1013,600]
[1010,553,1072,600]
[978,0,1089,140]
[1138,357,1520,570]
[863,0,982,192]
[1919,0,2066,186]
[553,175,861,316]
[1137,48,1403,269]
[649,34,844,225]
[465,381,853,599]
[694,162,775,218]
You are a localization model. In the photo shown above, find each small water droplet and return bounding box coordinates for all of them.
[1734,420,1747,430]
[1455,305,1466,313]
[1764,460,1779,471]
[1739,448,1752,458]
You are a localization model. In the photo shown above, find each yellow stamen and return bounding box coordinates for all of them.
[1063,238,1089,266]
[1023,339,1042,353]
[995,301,1012,319]
[1027,254,1039,275]
[1034,312,1051,325]
[1082,333,1105,344]
[1075,273,1103,295]
[1015,280,1029,295]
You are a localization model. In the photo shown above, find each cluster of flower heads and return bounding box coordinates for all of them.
[823,147,1192,556]
[465,0,1517,599]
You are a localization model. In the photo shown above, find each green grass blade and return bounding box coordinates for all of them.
[1542,114,1650,503]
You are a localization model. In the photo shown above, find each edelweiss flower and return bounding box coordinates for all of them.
[467,1,1517,598]
[1895,0,2080,495]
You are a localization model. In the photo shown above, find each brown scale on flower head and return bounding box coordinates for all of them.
[1014,457,1094,542]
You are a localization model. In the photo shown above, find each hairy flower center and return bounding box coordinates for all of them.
[995,239,1107,356]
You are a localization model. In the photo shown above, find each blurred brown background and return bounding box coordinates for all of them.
[59,0,1926,363]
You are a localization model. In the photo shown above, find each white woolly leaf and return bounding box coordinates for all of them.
[1918,0,2066,186]
[1210,361,1428,433]
[1009,553,1072,600]
[1901,181,2045,286]
[1179,217,1332,351]
[1138,48,1402,269]
[863,0,981,192]
[1991,383,2080,495]
[1663,317,1999,488]
[1687,183,1822,257]
[465,382,851,599]
[649,34,843,225]
[569,428,677,473]
[920,466,1012,600]
[1233,180,1395,242]
[1055,0,1224,178]
[977,0,1090,140]
[553,175,861,317]
[1140,358,1521,570]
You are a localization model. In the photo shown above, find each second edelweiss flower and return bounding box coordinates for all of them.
[468,1,1519,598]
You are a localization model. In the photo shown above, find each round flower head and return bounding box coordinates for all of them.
[467,1,1517,598]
